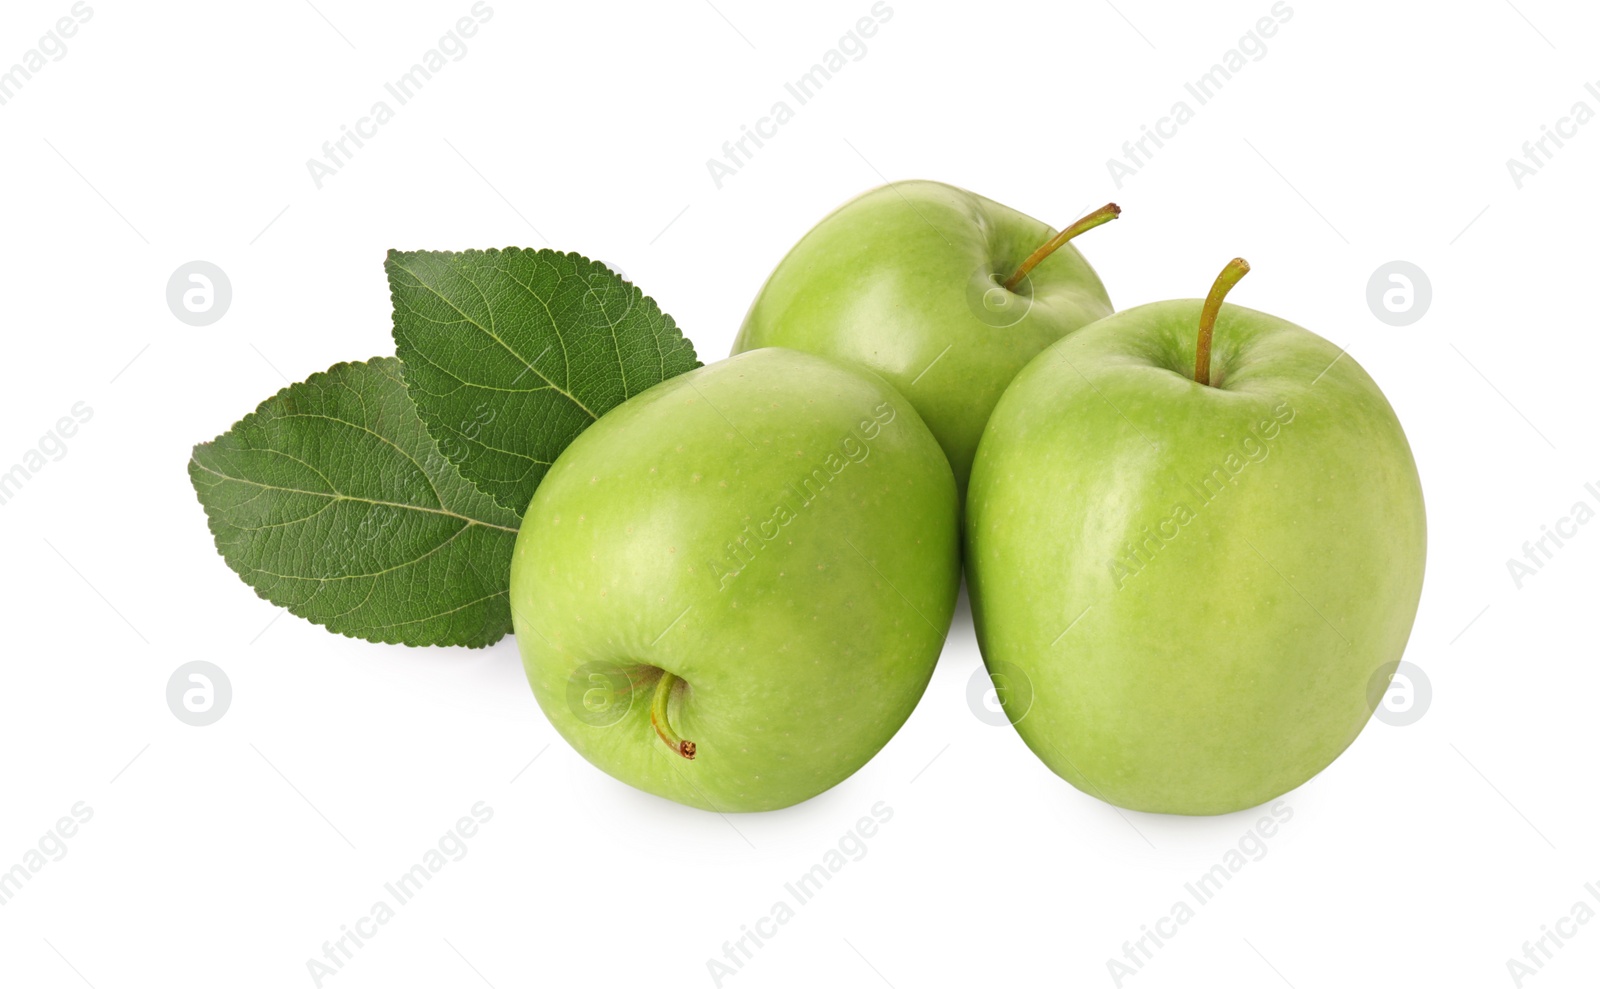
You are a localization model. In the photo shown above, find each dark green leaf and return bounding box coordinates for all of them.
[189,357,520,648]
[386,248,700,513]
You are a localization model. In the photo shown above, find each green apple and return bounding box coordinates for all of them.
[966,259,1426,815]
[510,348,960,812]
[733,180,1118,494]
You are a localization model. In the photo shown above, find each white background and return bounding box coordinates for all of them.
[1,1,1597,986]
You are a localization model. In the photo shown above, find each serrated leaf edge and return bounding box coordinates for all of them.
[383,248,702,512]
[188,355,515,650]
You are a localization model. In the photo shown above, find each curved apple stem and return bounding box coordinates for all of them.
[1194,258,1251,387]
[651,672,696,760]
[1003,203,1120,291]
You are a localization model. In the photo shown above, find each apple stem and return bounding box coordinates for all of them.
[1194,258,1251,387]
[650,672,696,760]
[1002,203,1121,291]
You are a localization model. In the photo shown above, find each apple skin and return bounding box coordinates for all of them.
[965,300,1426,815]
[510,348,959,812]
[732,180,1113,495]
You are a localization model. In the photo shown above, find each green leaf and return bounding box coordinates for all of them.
[189,357,521,648]
[386,248,700,513]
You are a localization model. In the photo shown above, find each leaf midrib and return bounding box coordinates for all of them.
[190,460,520,533]
[391,257,601,420]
